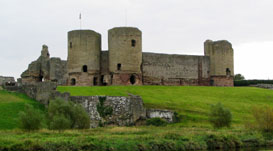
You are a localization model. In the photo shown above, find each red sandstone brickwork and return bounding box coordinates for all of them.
[211,76,234,87]
[68,72,100,86]
[143,76,210,86]
[112,73,142,85]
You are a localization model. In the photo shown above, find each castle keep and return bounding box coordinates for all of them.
[21,27,234,87]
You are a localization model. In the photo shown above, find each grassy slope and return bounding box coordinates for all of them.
[0,89,45,129]
[57,86,273,126]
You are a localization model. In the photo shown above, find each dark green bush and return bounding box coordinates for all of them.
[49,114,71,131]
[47,99,90,130]
[18,104,43,131]
[146,118,168,126]
[209,103,232,128]
[234,80,273,86]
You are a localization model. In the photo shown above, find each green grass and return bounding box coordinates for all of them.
[0,126,270,151]
[57,86,273,126]
[0,90,45,129]
[1,86,273,150]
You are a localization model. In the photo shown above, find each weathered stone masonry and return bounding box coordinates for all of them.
[21,27,234,87]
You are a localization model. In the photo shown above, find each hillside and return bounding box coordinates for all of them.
[0,89,45,129]
[1,86,273,150]
[1,86,273,129]
[57,86,273,126]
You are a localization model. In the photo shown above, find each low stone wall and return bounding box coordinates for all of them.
[67,95,146,127]
[3,82,57,105]
[146,109,174,123]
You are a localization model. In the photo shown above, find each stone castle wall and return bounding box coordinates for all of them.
[142,53,210,85]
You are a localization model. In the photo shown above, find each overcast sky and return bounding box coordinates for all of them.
[1,0,273,80]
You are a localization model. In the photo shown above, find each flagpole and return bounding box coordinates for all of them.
[79,13,82,30]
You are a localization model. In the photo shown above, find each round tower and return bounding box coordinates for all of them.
[108,27,142,85]
[204,40,234,86]
[67,30,101,86]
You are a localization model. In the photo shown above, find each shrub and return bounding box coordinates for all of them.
[252,106,273,132]
[47,98,90,130]
[146,118,168,126]
[97,96,113,118]
[73,104,90,129]
[209,103,232,128]
[234,80,273,86]
[19,104,43,131]
[49,114,71,131]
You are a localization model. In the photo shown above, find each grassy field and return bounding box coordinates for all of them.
[0,89,45,129]
[1,86,273,150]
[57,86,273,127]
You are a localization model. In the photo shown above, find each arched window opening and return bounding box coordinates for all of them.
[226,68,231,76]
[130,75,136,85]
[93,77,98,86]
[70,42,73,48]
[131,40,136,47]
[82,65,88,72]
[71,78,76,86]
[117,64,121,71]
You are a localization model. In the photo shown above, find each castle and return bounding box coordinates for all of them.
[21,27,234,87]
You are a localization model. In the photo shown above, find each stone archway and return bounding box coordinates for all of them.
[130,75,136,85]
[71,78,76,86]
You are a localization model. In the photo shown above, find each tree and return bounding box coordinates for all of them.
[234,74,245,81]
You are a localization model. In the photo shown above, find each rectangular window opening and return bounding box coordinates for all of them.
[117,63,121,70]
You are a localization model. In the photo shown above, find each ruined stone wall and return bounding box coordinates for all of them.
[69,95,146,128]
[142,53,210,86]
[0,76,15,86]
[4,82,57,105]
[49,58,67,85]
[21,45,68,85]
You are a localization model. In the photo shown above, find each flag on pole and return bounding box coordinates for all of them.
[79,13,81,20]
